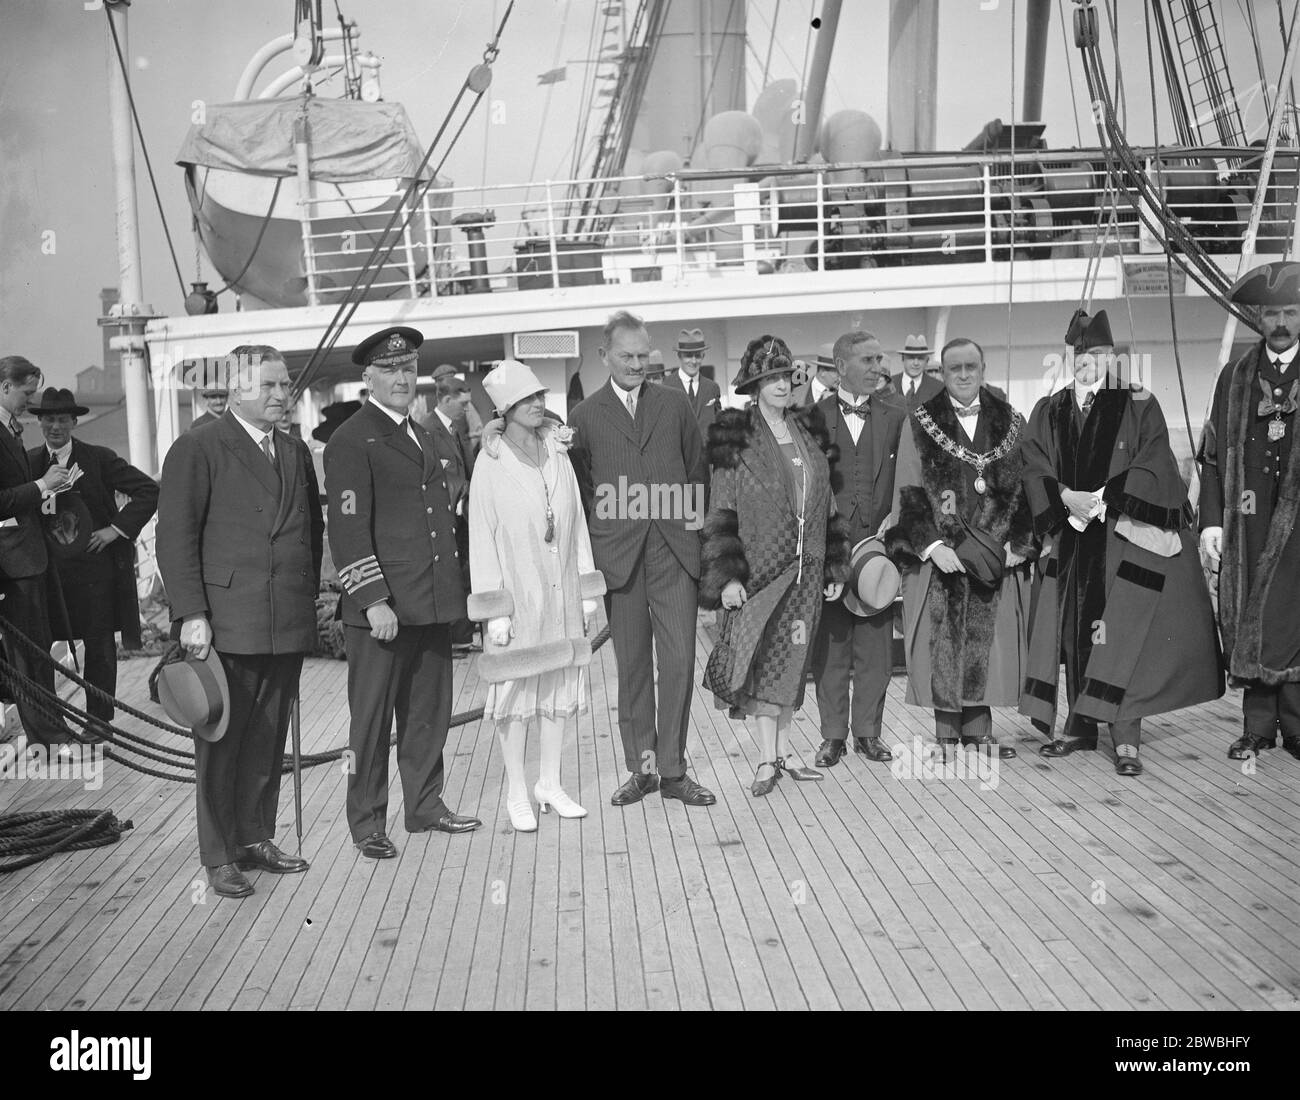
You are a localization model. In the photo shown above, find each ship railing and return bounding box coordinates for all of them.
[294,146,1298,302]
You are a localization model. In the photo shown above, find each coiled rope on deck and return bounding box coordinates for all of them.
[0,810,134,874]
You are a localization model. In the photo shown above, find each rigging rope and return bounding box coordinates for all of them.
[103,4,187,298]
[1059,0,1085,146]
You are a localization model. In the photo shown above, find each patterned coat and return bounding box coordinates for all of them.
[699,406,851,710]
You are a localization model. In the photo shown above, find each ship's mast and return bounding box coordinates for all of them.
[887,0,939,151]
[794,0,843,162]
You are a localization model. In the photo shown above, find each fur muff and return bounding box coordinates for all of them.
[479,639,583,684]
[699,507,749,609]
[823,513,852,586]
[467,589,514,622]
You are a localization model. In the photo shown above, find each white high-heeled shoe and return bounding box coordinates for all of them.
[506,793,537,832]
[534,782,587,819]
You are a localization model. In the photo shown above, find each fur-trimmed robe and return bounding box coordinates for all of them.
[884,389,1036,710]
[1199,341,1300,684]
[1019,379,1223,731]
[699,406,851,711]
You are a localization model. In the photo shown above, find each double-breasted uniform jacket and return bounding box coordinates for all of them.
[814,389,909,544]
[884,389,1036,709]
[663,369,722,442]
[1199,341,1300,684]
[1019,380,1223,729]
[156,412,324,655]
[569,379,708,588]
[324,401,466,627]
[29,439,158,649]
[699,407,851,710]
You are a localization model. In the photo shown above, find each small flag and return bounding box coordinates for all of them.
[537,66,567,85]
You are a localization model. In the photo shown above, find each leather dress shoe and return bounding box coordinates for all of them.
[777,757,825,782]
[237,840,309,874]
[1282,737,1300,760]
[999,745,1018,760]
[355,832,398,859]
[208,863,253,899]
[1115,756,1144,777]
[661,774,717,806]
[751,762,780,798]
[854,735,893,762]
[1039,738,1098,758]
[962,733,1017,760]
[814,739,847,767]
[423,811,481,835]
[610,773,660,806]
[1227,735,1276,760]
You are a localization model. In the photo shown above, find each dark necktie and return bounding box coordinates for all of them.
[1081,391,1095,415]
[838,396,870,418]
[9,415,22,439]
[261,432,280,480]
[907,380,916,398]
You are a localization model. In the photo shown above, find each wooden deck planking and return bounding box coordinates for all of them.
[2,625,1299,1012]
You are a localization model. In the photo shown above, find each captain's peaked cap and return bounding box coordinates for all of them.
[1228,261,1300,306]
[351,326,424,367]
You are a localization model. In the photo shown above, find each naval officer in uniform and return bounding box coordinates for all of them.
[325,327,481,860]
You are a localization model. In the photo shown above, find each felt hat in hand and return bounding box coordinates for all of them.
[157,649,231,743]
[842,536,901,617]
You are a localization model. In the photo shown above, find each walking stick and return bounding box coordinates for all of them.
[291,693,304,857]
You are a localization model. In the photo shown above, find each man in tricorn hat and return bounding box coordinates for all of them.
[663,328,721,440]
[29,388,157,727]
[1200,261,1300,760]
[1019,309,1222,776]
[326,327,481,859]
[891,334,944,408]
[885,339,1033,758]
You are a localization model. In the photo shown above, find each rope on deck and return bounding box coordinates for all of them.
[0,809,134,875]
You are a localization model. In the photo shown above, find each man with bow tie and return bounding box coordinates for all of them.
[29,388,157,728]
[1200,262,1300,761]
[1020,309,1221,776]
[810,330,908,768]
[325,327,481,861]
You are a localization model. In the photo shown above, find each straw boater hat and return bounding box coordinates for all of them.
[482,359,546,414]
[733,335,796,394]
[157,650,231,743]
[842,536,901,617]
[894,335,933,358]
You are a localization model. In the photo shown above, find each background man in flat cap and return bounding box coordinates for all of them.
[891,335,944,409]
[29,387,157,727]
[1020,309,1221,777]
[569,310,715,807]
[663,328,721,441]
[326,326,480,860]
[1201,262,1300,760]
[190,384,228,430]
[0,355,75,750]
[157,344,323,898]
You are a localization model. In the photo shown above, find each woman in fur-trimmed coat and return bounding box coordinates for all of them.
[699,335,852,796]
[883,367,1036,758]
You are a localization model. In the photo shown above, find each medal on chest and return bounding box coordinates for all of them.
[1268,418,1286,442]
[973,473,987,494]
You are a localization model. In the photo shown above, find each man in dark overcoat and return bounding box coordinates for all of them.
[1200,262,1300,759]
[422,374,477,650]
[157,345,323,897]
[29,388,157,725]
[891,334,945,409]
[0,356,76,750]
[1020,309,1222,776]
[810,330,909,767]
[325,327,480,861]
[569,310,716,807]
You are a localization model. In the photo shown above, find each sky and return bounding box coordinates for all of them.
[0,0,1288,388]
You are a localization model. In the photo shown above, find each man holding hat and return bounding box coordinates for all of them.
[884,339,1033,758]
[1020,309,1221,776]
[29,388,157,727]
[1200,261,1300,760]
[891,335,944,409]
[663,328,722,440]
[569,311,715,807]
[810,330,909,767]
[326,326,480,860]
[157,344,323,897]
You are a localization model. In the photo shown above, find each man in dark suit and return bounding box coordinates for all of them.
[791,350,840,410]
[422,375,477,650]
[0,356,75,750]
[812,330,908,767]
[157,345,323,898]
[189,384,228,430]
[29,388,157,726]
[891,334,945,409]
[326,327,480,861]
[569,311,715,807]
[662,328,722,441]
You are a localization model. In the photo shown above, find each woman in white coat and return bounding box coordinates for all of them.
[468,360,605,831]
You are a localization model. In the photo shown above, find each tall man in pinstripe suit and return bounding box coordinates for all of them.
[569,312,716,807]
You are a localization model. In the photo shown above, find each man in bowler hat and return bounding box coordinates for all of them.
[325,327,481,860]
[157,345,323,897]
[29,388,158,726]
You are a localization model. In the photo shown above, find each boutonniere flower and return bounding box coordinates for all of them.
[553,424,576,453]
